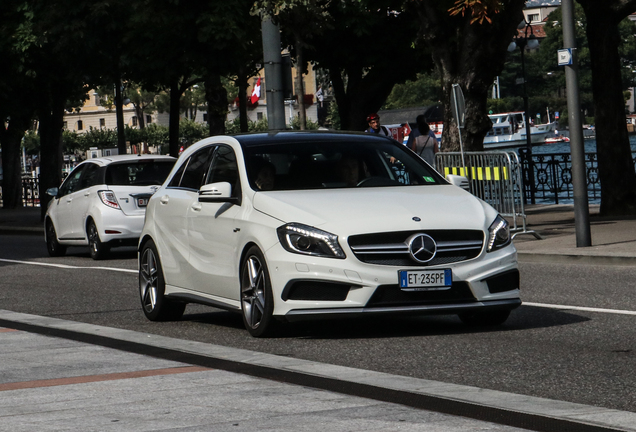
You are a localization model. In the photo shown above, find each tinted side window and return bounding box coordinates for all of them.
[58,165,87,197]
[168,160,187,188]
[206,146,239,196]
[179,146,214,190]
[80,163,101,189]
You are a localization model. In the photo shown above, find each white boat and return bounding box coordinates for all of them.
[484,112,556,149]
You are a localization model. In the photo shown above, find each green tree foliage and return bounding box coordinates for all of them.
[383,72,443,110]
[257,0,429,131]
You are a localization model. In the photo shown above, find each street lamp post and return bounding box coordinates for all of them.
[508,18,539,204]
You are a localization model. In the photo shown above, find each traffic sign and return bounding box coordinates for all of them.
[558,48,573,66]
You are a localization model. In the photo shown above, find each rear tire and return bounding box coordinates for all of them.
[459,310,511,326]
[139,239,186,321]
[46,221,66,257]
[87,220,110,260]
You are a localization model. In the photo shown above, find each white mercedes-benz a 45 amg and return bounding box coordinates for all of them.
[138,131,520,337]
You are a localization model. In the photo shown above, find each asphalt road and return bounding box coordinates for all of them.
[1,233,635,414]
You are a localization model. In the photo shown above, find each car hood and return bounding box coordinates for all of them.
[252,185,495,235]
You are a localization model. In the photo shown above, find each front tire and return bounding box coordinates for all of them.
[46,221,66,257]
[240,246,276,337]
[459,310,511,326]
[87,220,110,260]
[139,239,185,321]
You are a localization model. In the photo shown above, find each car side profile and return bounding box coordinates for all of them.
[138,131,520,337]
[45,154,176,259]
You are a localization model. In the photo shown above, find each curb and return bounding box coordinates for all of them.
[517,252,636,266]
[1,310,634,432]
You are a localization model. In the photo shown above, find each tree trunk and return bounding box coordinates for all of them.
[114,78,127,154]
[579,0,636,216]
[204,74,227,136]
[295,38,306,130]
[38,96,65,221]
[329,66,395,132]
[135,104,146,129]
[238,73,249,132]
[168,79,181,157]
[415,1,525,151]
[0,115,30,209]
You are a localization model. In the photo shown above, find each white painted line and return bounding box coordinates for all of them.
[524,301,636,316]
[0,258,137,274]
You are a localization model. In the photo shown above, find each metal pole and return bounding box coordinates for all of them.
[562,0,591,247]
[520,39,536,204]
[261,16,286,130]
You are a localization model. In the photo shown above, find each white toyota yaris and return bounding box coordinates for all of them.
[138,131,520,337]
[45,154,176,259]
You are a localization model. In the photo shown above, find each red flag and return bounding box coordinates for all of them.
[251,77,261,104]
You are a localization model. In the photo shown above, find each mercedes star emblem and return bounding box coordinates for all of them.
[406,233,437,263]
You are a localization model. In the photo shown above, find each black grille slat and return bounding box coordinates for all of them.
[367,283,476,308]
[348,230,483,267]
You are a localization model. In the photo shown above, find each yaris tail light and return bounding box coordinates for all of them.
[98,190,121,210]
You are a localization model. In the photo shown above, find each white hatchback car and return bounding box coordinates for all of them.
[45,154,176,259]
[138,131,520,336]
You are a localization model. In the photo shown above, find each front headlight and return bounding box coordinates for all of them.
[487,215,511,252]
[277,223,346,259]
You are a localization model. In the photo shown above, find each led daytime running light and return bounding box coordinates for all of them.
[487,215,510,252]
[277,223,345,259]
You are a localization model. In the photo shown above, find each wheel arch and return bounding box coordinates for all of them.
[238,241,260,277]
[138,234,154,252]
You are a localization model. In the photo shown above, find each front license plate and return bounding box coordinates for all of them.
[137,198,149,207]
[399,269,452,291]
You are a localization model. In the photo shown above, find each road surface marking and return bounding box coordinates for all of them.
[0,258,136,273]
[0,366,211,391]
[524,301,636,316]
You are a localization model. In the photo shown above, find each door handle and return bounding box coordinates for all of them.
[191,203,202,212]
[160,195,169,204]
[84,193,90,197]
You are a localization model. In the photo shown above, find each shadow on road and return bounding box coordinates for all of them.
[177,304,590,340]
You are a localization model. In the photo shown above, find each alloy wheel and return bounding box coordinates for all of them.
[140,247,158,313]
[241,255,266,330]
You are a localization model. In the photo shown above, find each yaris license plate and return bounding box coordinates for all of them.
[137,198,149,207]
[399,269,452,291]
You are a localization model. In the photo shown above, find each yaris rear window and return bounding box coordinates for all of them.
[105,161,175,186]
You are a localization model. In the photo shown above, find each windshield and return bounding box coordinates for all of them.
[242,140,444,191]
[105,160,175,186]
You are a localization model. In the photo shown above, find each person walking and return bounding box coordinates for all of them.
[365,113,390,136]
[410,115,439,167]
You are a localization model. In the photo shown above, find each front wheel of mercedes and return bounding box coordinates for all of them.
[240,246,277,337]
[139,239,186,321]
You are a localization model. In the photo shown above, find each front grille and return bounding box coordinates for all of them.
[366,282,476,308]
[348,230,484,267]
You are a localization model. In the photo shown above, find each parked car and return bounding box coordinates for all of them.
[45,154,176,260]
[138,131,520,337]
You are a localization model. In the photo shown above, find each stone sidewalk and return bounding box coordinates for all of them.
[2,310,636,432]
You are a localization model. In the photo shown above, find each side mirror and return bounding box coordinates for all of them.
[446,174,470,191]
[46,187,59,197]
[199,182,238,204]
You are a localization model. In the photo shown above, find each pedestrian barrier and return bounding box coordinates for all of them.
[436,151,542,240]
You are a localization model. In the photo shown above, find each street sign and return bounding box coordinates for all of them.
[558,48,573,66]
[451,84,465,129]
